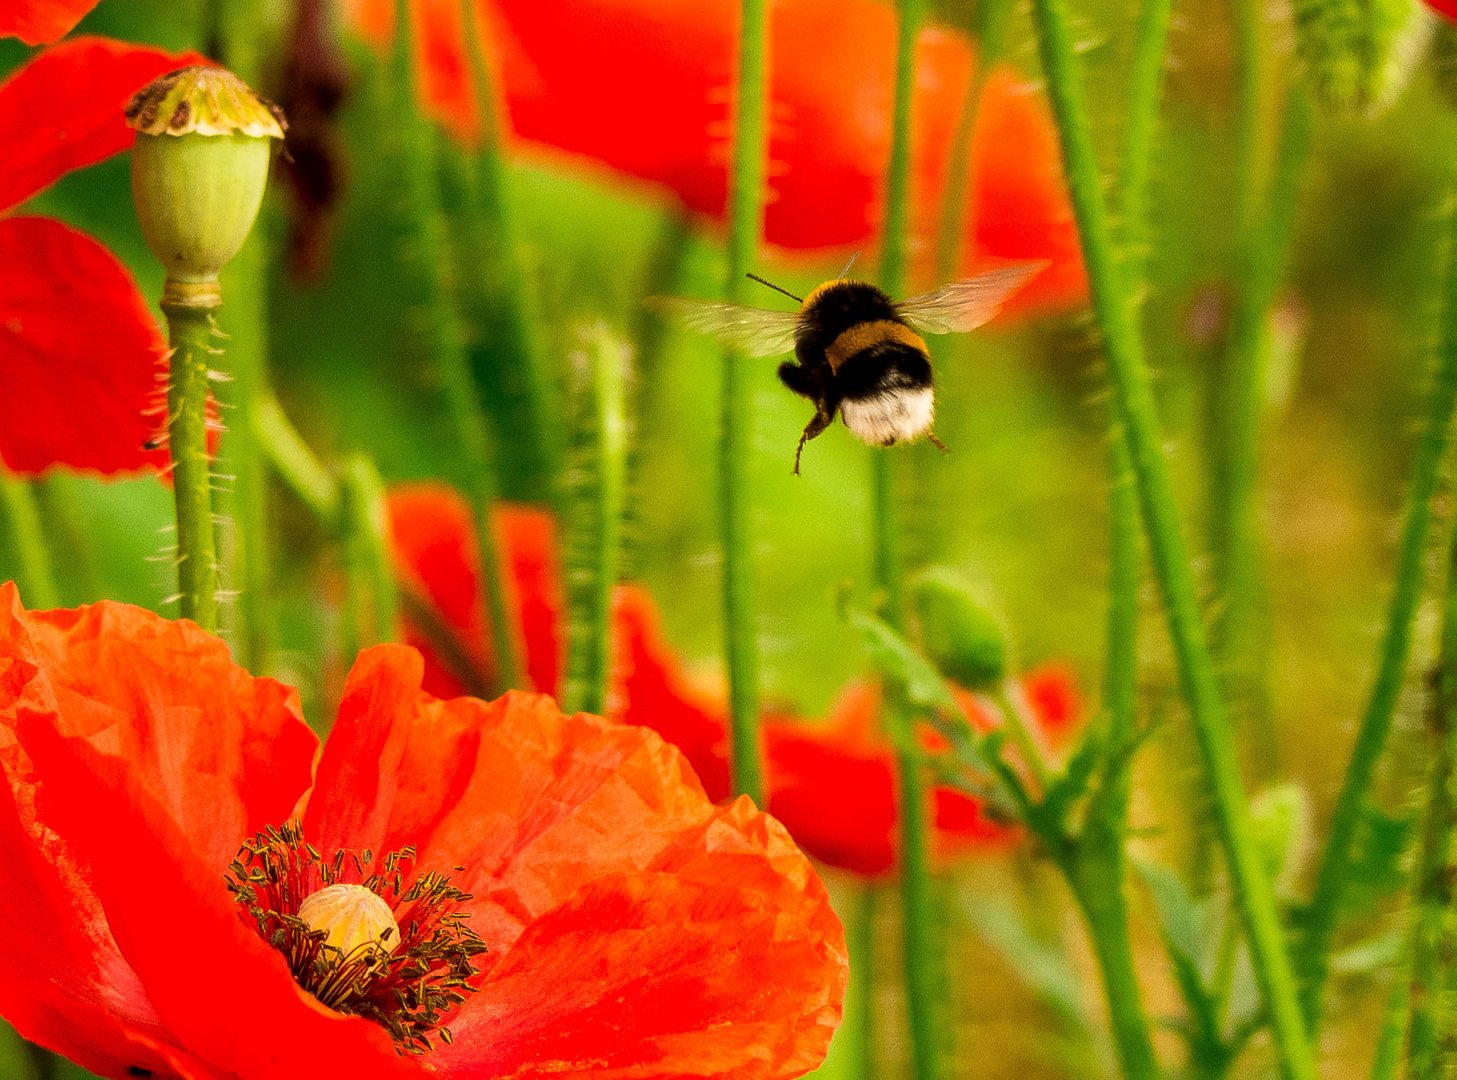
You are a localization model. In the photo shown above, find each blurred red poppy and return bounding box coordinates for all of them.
[388,483,1082,876]
[342,0,1085,312]
[1428,0,1457,19]
[0,0,101,44]
[0,581,846,1078]
[0,37,198,475]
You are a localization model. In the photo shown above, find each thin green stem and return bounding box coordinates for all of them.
[339,454,399,649]
[1070,4,1169,1073]
[994,683,1052,792]
[391,0,522,694]
[1297,182,1457,1034]
[1399,496,1457,1078]
[456,0,561,503]
[887,695,942,1080]
[720,0,770,804]
[253,394,340,524]
[881,3,939,1078]
[1065,849,1161,1080]
[218,233,275,670]
[562,328,630,716]
[163,301,221,632]
[934,0,1012,286]
[1028,2,1315,1077]
[1209,88,1312,732]
[0,469,59,609]
[1368,964,1409,1080]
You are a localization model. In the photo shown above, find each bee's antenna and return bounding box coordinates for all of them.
[837,251,859,279]
[746,272,804,304]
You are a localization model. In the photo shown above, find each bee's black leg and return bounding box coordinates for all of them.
[792,410,833,475]
[926,431,949,454]
[777,361,817,401]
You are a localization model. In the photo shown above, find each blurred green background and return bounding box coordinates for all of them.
[3,0,1454,1074]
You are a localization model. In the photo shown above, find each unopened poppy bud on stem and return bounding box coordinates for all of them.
[126,66,286,309]
[909,567,1008,692]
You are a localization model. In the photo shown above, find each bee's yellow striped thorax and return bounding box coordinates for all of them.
[825,320,928,372]
[800,278,844,313]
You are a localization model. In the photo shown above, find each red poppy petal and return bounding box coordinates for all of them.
[15,710,413,1079]
[433,798,845,1079]
[0,584,401,1077]
[0,592,202,1077]
[0,0,100,45]
[1023,663,1081,747]
[388,484,562,695]
[610,586,732,800]
[308,647,721,949]
[0,216,174,475]
[0,585,317,870]
[0,37,204,213]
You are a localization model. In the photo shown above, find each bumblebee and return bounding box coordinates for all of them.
[651,262,1041,473]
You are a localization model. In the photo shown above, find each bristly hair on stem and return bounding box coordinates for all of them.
[561,326,633,717]
[387,0,523,693]
[1027,0,1317,1075]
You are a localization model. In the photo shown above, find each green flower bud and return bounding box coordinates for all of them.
[1250,784,1311,897]
[126,66,286,305]
[1292,0,1431,118]
[909,567,1008,691]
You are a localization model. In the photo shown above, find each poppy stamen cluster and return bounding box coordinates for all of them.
[225,822,486,1054]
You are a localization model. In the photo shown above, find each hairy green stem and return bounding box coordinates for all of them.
[1368,966,1408,1080]
[1297,183,1457,1034]
[562,328,630,716]
[0,469,58,609]
[933,0,1012,285]
[720,0,770,803]
[164,301,221,631]
[1064,0,1172,1073]
[456,0,561,503]
[879,3,940,1077]
[391,0,522,693]
[1400,504,1457,1077]
[1028,1,1315,1076]
[219,234,275,670]
[1209,87,1312,733]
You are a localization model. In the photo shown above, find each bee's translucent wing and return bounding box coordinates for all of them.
[645,296,800,357]
[896,262,1047,335]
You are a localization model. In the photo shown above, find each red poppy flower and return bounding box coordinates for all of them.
[1427,0,1457,20]
[0,580,847,1078]
[341,0,1085,313]
[388,482,1082,877]
[0,0,102,45]
[0,37,200,475]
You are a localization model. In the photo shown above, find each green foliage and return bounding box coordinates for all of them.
[1292,0,1432,117]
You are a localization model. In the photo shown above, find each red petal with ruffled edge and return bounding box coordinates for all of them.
[341,0,1084,312]
[0,585,395,1079]
[0,216,173,475]
[0,37,204,213]
[0,0,101,45]
[388,485,561,694]
[305,646,845,1079]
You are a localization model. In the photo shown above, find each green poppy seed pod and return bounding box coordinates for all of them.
[126,66,286,307]
[1292,0,1431,118]
[909,567,1008,692]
